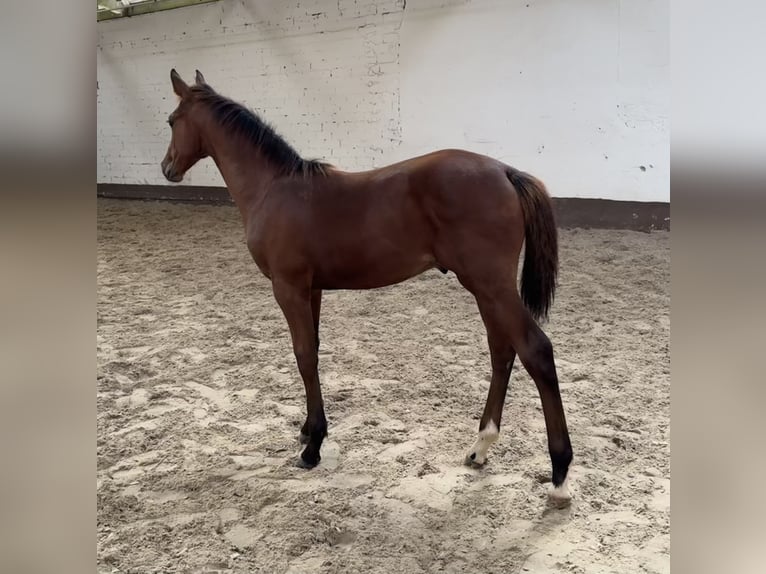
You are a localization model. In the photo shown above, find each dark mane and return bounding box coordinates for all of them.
[190,84,331,177]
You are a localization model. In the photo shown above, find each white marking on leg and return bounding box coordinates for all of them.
[466,420,499,466]
[548,474,572,502]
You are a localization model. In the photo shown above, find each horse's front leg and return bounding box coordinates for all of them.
[299,288,323,444]
[272,280,327,468]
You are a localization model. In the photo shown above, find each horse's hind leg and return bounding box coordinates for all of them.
[506,295,573,499]
[465,302,517,467]
[467,286,573,500]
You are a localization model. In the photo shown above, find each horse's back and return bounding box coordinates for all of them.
[316,148,521,240]
[259,149,523,288]
[404,149,522,224]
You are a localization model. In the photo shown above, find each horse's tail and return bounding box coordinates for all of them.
[507,168,558,322]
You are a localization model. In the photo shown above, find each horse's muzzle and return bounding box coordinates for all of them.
[161,160,183,183]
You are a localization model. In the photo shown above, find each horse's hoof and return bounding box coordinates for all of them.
[298,432,309,445]
[464,451,487,468]
[547,478,572,505]
[296,451,320,469]
[295,456,316,469]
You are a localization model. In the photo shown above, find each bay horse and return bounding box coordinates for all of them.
[161,69,573,500]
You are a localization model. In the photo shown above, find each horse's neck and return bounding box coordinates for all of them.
[203,122,277,221]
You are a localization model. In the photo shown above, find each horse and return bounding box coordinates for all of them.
[161,69,573,500]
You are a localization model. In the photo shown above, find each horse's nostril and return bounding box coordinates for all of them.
[162,162,175,180]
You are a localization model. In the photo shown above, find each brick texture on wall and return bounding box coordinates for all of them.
[98,0,406,187]
[97,0,669,201]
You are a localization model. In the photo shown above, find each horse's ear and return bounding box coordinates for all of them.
[170,68,189,97]
[195,69,206,85]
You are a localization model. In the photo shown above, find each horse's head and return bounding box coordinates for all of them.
[161,69,209,182]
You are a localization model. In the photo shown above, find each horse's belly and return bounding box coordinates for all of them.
[314,248,436,290]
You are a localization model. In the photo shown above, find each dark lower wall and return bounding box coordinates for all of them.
[98,184,234,204]
[552,197,670,231]
[97,184,670,231]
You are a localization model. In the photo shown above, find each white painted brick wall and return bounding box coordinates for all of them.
[97,0,669,201]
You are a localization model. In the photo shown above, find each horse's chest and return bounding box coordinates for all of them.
[247,243,271,279]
